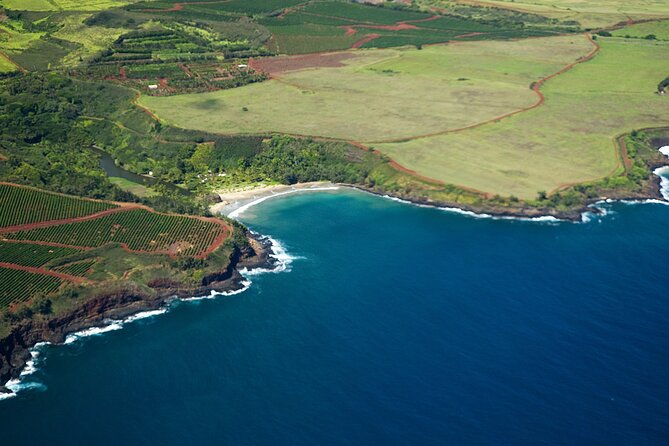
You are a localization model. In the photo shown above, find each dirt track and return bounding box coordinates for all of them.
[0,183,232,259]
[0,262,85,284]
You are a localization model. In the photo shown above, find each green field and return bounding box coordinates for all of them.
[0,55,17,73]
[262,1,563,54]
[445,0,669,28]
[0,242,81,268]
[376,36,669,198]
[0,0,133,11]
[7,208,226,257]
[141,31,669,199]
[0,184,118,228]
[141,35,593,142]
[52,14,127,64]
[52,259,97,276]
[0,267,62,309]
[611,20,669,40]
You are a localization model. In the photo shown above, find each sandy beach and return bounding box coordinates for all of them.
[211,182,339,216]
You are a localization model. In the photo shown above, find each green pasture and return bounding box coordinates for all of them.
[376,37,669,198]
[108,177,155,197]
[52,14,127,64]
[141,35,592,142]
[0,0,133,11]
[611,20,669,40]
[447,0,669,28]
[0,55,17,73]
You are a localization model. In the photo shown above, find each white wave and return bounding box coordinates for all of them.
[654,166,669,201]
[123,308,168,323]
[1,230,299,399]
[660,146,669,157]
[228,186,340,219]
[179,280,253,302]
[380,194,562,223]
[1,379,46,400]
[64,321,124,344]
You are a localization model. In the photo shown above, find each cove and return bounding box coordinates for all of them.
[0,189,668,445]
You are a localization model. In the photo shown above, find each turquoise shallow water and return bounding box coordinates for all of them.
[1,189,668,445]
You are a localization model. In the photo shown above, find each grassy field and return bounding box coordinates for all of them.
[376,36,669,198]
[108,177,156,197]
[52,14,127,64]
[445,0,669,28]
[141,35,593,142]
[0,0,134,11]
[611,20,669,39]
[0,55,17,73]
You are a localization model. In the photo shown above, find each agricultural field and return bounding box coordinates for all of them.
[0,267,62,309]
[6,208,228,257]
[376,35,669,198]
[443,0,669,28]
[0,242,81,268]
[52,259,97,277]
[0,183,118,228]
[52,14,127,65]
[141,27,669,199]
[261,0,566,54]
[0,183,234,310]
[140,35,593,142]
[0,0,135,11]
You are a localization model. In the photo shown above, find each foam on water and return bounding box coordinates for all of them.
[1,230,297,400]
[0,342,51,400]
[241,235,302,276]
[380,194,562,223]
[655,166,669,201]
[660,146,669,157]
[179,281,253,302]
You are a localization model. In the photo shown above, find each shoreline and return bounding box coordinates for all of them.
[3,152,668,400]
[209,142,669,222]
[0,232,281,399]
[209,166,669,222]
[211,182,339,217]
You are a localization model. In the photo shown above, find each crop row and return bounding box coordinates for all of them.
[0,241,81,268]
[0,184,118,228]
[7,209,226,257]
[0,267,62,309]
[52,259,97,277]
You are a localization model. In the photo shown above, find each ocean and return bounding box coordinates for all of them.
[0,187,668,445]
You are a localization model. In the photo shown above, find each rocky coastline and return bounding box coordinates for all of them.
[0,233,275,394]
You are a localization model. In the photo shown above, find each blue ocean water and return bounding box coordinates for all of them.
[1,189,668,445]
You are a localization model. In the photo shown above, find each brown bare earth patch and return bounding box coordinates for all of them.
[249,52,358,76]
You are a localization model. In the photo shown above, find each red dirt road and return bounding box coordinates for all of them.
[370,33,602,144]
[0,262,85,284]
[0,205,142,235]
[351,34,381,49]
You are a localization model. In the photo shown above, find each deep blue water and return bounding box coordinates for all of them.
[1,189,668,445]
